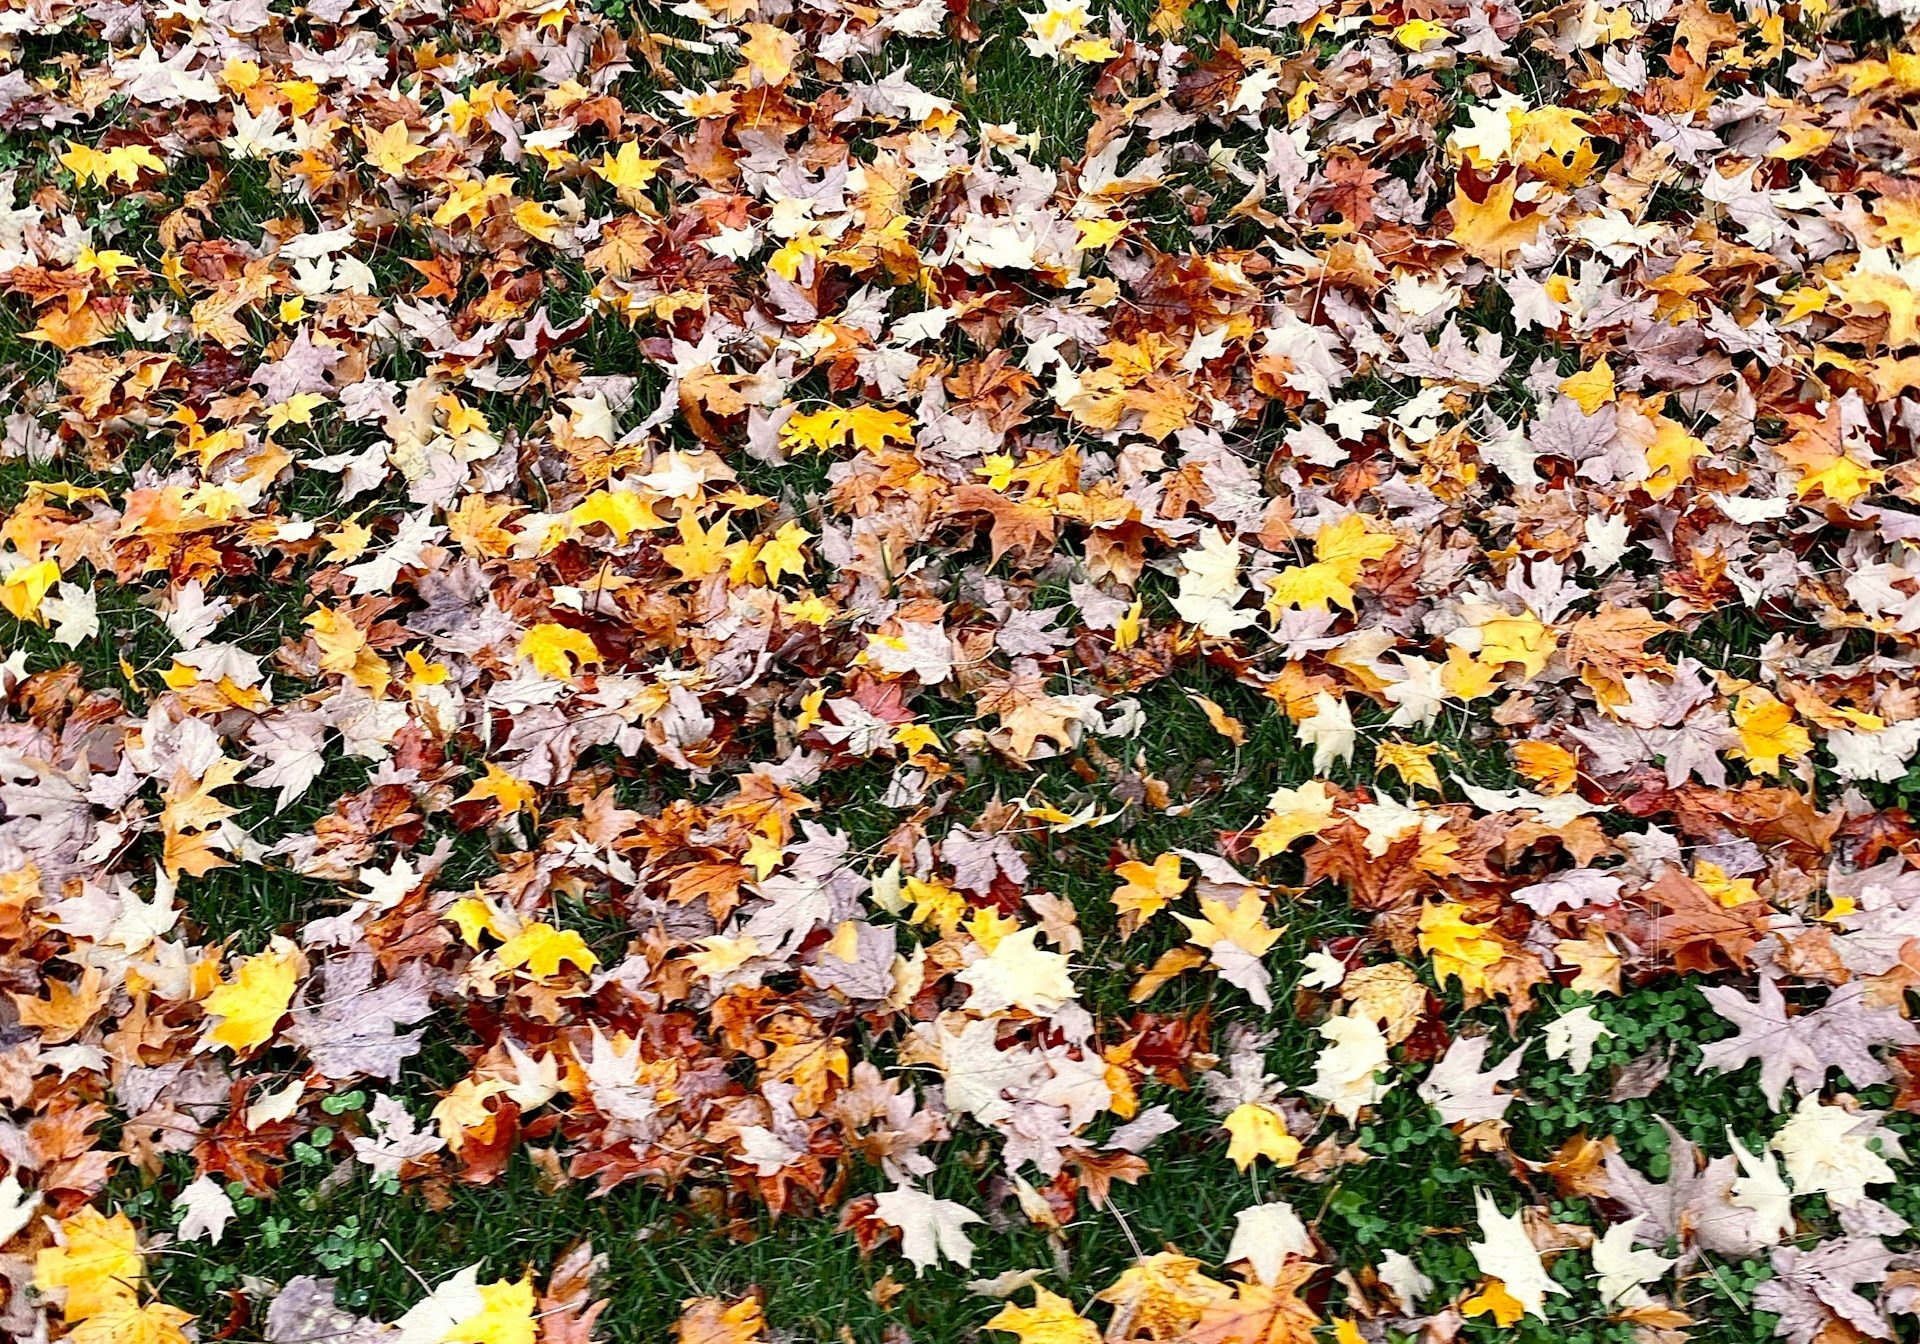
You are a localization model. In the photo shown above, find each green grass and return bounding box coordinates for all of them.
[1,4,1908,1344]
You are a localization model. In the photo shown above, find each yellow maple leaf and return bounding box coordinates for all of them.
[512,200,566,244]
[1476,612,1558,681]
[60,142,165,189]
[495,921,599,979]
[780,408,843,454]
[0,558,60,623]
[446,895,512,947]
[26,299,113,352]
[363,120,427,175]
[1643,414,1709,499]
[1074,217,1127,250]
[1418,903,1507,996]
[1442,645,1500,701]
[1111,853,1188,934]
[1265,559,1357,615]
[780,406,914,455]
[1560,359,1614,413]
[735,22,799,86]
[34,1208,144,1321]
[76,247,137,283]
[571,487,667,543]
[202,939,302,1053]
[1449,176,1545,266]
[662,512,731,581]
[1267,514,1398,615]
[1222,1101,1302,1171]
[1731,689,1811,775]
[1176,891,1283,959]
[459,762,536,816]
[518,623,602,678]
[758,520,812,584]
[985,1287,1100,1344]
[838,405,916,454]
[1393,17,1449,49]
[594,141,664,195]
[305,606,389,695]
[1462,1278,1525,1327]
[444,1277,537,1344]
[1792,454,1884,505]
[68,1300,194,1344]
[1510,740,1578,794]
[1252,780,1338,858]
[1375,739,1443,794]
[1694,860,1761,909]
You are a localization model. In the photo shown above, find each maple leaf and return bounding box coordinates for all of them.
[67,1300,195,1344]
[1252,781,1339,858]
[1698,979,1920,1109]
[955,926,1075,1015]
[1449,175,1546,266]
[986,1288,1100,1344]
[757,521,812,584]
[396,1268,537,1344]
[496,922,600,980]
[674,1298,765,1344]
[1417,903,1509,997]
[1770,1095,1902,1209]
[173,1175,236,1246]
[1184,1261,1321,1344]
[201,939,304,1054]
[1172,529,1253,636]
[1731,690,1812,776]
[1601,1120,1778,1259]
[870,1185,981,1275]
[34,1207,145,1320]
[0,557,59,622]
[286,956,433,1081]
[1095,1252,1232,1339]
[1112,853,1189,935]
[1592,1217,1675,1308]
[1303,1013,1393,1121]
[976,671,1084,759]
[1468,1190,1564,1319]
[1418,1035,1524,1125]
[519,624,603,678]
[1176,891,1283,1008]
[1222,1102,1301,1171]
[363,120,428,175]
[1753,1237,1896,1344]
[1226,1202,1314,1285]
[1636,866,1771,974]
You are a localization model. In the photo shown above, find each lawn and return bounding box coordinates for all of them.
[3,1,1920,1344]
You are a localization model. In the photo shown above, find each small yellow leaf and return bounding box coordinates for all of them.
[495,921,599,979]
[1222,1102,1302,1171]
[1112,853,1188,932]
[34,1208,144,1321]
[518,623,602,678]
[460,762,537,816]
[758,521,812,584]
[1560,359,1614,414]
[1731,689,1811,776]
[985,1287,1100,1344]
[202,940,302,1053]
[1511,740,1578,794]
[0,559,61,623]
[1462,1278,1525,1327]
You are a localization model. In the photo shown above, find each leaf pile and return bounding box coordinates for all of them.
[6,0,1920,1341]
